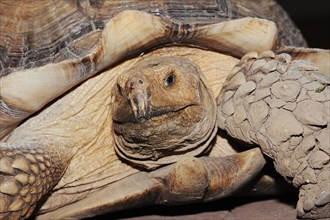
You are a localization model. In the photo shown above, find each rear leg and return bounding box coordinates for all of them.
[0,142,69,219]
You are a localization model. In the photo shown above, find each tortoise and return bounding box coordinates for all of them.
[0,0,329,219]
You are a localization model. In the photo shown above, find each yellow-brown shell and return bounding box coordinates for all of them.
[0,0,309,139]
[0,2,328,219]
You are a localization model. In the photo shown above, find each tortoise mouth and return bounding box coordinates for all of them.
[113,103,197,124]
[133,105,191,123]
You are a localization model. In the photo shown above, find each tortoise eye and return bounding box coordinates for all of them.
[164,73,176,88]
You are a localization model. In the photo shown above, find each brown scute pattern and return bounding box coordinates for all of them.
[217,52,330,219]
[0,143,65,219]
[0,1,104,76]
[0,0,307,76]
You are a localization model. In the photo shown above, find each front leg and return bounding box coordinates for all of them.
[217,51,330,218]
[35,148,266,219]
[0,142,69,219]
[156,148,266,203]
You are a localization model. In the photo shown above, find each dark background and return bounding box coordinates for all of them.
[277,0,330,49]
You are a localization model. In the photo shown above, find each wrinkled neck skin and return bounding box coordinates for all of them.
[112,57,217,169]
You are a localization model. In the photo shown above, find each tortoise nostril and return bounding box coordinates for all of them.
[128,77,146,91]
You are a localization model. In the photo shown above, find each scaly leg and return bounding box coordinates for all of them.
[217,51,330,218]
[0,142,69,219]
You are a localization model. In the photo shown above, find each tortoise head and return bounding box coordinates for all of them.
[112,57,217,169]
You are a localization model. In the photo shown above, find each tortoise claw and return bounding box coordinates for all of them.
[201,148,267,201]
[35,148,265,219]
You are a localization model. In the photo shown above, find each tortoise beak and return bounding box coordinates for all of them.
[127,76,150,121]
[128,89,150,120]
